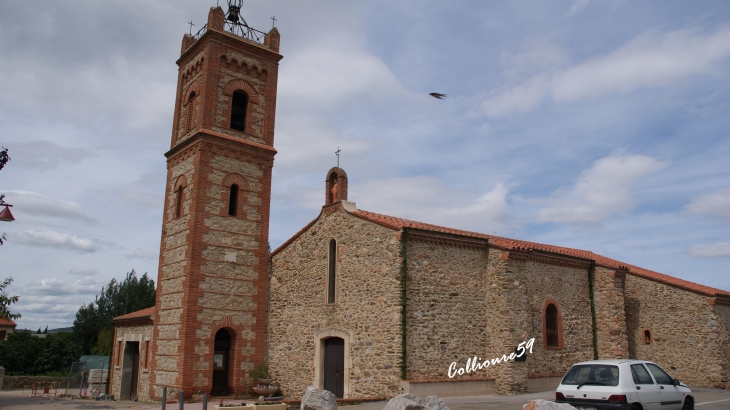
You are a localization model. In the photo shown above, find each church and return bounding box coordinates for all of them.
[110,2,730,403]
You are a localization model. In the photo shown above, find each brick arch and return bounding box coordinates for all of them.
[325,167,348,205]
[222,79,260,104]
[542,298,564,349]
[221,173,249,190]
[184,81,201,103]
[173,175,188,191]
[208,315,246,335]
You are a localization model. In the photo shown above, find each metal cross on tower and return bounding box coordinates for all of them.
[188,21,195,34]
[271,16,277,28]
[335,147,341,168]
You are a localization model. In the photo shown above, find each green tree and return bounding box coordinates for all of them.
[0,277,21,320]
[90,327,114,356]
[0,330,82,374]
[73,270,156,354]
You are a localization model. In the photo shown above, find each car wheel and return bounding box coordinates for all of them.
[630,404,642,410]
[682,398,694,410]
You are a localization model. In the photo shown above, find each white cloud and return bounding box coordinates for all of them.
[126,248,158,260]
[120,189,163,209]
[687,241,730,258]
[66,268,98,277]
[3,190,97,223]
[568,0,590,16]
[353,177,511,234]
[482,26,730,117]
[535,154,667,226]
[4,140,91,171]
[686,188,730,220]
[13,276,108,329]
[13,230,112,253]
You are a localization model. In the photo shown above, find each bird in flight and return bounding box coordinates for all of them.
[429,93,447,99]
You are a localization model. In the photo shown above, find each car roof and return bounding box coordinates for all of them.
[571,359,649,366]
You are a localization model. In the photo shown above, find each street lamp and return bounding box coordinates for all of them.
[0,194,14,222]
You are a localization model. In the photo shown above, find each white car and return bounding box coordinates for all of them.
[555,359,693,410]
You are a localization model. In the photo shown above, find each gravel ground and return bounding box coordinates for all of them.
[1,388,729,410]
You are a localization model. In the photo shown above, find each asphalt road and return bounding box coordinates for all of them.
[1,387,728,409]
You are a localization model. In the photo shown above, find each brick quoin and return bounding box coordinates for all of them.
[147,6,282,400]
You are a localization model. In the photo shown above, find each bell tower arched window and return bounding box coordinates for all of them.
[175,186,183,218]
[230,91,248,131]
[228,184,239,216]
[327,239,336,304]
[186,91,196,133]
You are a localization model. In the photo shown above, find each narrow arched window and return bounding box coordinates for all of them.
[228,184,239,216]
[230,91,248,131]
[186,91,196,133]
[643,329,652,344]
[546,303,559,347]
[327,239,336,304]
[175,186,183,218]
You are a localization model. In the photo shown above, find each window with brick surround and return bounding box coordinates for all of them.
[230,91,248,131]
[175,186,183,218]
[327,239,336,304]
[228,184,239,216]
[186,91,196,133]
[144,340,150,368]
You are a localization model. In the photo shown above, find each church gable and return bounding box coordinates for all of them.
[269,200,404,398]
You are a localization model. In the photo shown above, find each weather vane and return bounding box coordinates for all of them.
[335,147,341,168]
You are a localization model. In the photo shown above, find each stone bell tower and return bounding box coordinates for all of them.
[150,2,281,399]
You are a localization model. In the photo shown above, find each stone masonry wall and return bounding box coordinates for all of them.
[714,303,730,389]
[269,206,403,399]
[152,147,197,398]
[404,239,489,381]
[483,250,529,394]
[625,274,725,387]
[522,258,594,379]
[593,267,629,359]
[111,323,154,402]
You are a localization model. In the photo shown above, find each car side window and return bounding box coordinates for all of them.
[630,364,654,385]
[645,363,673,385]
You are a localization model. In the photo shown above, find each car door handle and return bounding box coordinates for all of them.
[636,386,641,390]
[660,386,664,389]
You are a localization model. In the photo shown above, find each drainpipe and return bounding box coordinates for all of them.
[400,228,409,381]
[588,261,598,360]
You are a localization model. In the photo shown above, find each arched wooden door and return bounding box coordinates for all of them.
[323,337,344,398]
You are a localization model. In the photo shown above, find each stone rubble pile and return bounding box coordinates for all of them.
[382,393,450,410]
[523,399,576,410]
[301,387,338,410]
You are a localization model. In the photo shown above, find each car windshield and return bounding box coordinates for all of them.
[561,364,620,387]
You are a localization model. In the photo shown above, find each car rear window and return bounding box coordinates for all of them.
[561,364,619,386]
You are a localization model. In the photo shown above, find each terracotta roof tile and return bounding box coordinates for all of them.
[0,317,17,326]
[113,306,155,322]
[350,209,730,298]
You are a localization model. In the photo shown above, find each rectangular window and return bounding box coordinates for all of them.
[0,330,6,341]
[117,341,122,366]
[144,340,150,368]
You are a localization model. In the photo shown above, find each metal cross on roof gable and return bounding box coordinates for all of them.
[335,147,341,168]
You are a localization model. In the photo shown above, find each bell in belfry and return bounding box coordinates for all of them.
[227,0,241,23]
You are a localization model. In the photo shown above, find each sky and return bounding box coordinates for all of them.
[0,0,729,331]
